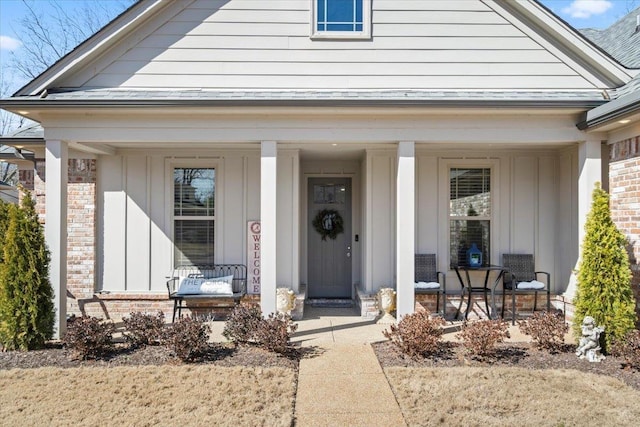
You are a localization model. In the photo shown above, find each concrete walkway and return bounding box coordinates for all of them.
[207,304,539,426]
[291,306,405,426]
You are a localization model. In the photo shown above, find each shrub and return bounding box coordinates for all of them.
[223,304,298,354]
[63,315,115,360]
[383,311,445,358]
[611,329,640,370]
[253,312,298,354]
[457,319,510,359]
[574,184,637,352]
[122,311,165,347]
[518,311,568,353]
[0,192,55,351]
[162,316,210,362]
[223,303,264,344]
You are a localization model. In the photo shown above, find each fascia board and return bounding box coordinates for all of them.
[489,0,634,87]
[13,0,174,97]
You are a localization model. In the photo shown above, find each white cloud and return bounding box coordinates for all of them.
[0,35,22,51]
[562,0,613,19]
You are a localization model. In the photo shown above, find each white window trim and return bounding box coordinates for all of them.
[310,0,372,40]
[165,158,222,269]
[438,158,500,270]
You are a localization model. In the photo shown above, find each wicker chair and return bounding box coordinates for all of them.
[501,254,551,324]
[414,254,446,315]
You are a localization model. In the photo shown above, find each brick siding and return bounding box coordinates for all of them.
[609,135,640,322]
[25,159,101,318]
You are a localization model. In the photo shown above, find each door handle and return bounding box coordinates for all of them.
[347,246,351,258]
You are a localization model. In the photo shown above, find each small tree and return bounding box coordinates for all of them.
[0,191,55,350]
[0,200,9,261]
[573,183,637,352]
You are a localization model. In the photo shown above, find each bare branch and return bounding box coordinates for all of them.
[7,0,136,83]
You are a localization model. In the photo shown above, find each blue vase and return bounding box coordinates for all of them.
[467,243,482,267]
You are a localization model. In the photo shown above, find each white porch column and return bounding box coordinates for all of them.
[45,140,68,338]
[396,141,415,320]
[564,137,602,301]
[260,141,277,316]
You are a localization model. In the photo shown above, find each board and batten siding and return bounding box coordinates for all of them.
[97,150,300,293]
[359,148,576,294]
[62,0,607,90]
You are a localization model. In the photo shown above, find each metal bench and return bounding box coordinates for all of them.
[166,264,247,322]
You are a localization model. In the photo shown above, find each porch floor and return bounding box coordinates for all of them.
[206,303,535,345]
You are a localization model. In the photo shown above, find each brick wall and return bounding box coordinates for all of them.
[66,159,97,317]
[609,135,640,321]
[28,159,102,318]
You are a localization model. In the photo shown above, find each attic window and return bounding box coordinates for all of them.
[311,0,371,39]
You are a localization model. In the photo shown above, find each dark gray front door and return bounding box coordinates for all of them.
[307,178,352,298]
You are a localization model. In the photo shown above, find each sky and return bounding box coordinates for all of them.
[0,0,639,92]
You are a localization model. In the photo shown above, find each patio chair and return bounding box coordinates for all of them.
[501,254,551,324]
[414,254,446,315]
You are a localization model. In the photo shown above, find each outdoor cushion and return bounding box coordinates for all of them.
[414,281,440,289]
[199,279,233,295]
[176,274,234,295]
[516,280,546,290]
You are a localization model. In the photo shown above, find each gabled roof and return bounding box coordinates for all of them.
[12,0,167,97]
[0,0,634,119]
[580,7,640,68]
[577,7,640,130]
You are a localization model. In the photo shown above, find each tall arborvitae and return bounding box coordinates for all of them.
[0,200,9,261]
[0,191,54,350]
[573,183,637,352]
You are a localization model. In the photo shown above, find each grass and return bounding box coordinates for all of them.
[0,365,296,427]
[385,366,640,426]
[4,364,639,427]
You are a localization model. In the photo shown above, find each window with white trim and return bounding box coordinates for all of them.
[311,0,371,39]
[173,168,215,266]
[449,168,491,268]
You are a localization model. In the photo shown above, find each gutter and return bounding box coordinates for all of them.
[0,98,608,110]
[577,91,640,129]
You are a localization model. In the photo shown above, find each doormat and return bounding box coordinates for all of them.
[306,299,354,308]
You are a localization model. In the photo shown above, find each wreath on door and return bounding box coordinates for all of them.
[312,209,344,241]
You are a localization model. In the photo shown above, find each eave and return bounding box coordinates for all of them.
[577,91,640,130]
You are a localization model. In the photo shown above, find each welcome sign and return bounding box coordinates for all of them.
[247,221,261,294]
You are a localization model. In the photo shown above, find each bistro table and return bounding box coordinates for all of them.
[453,265,505,320]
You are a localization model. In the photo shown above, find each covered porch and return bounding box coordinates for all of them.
[2,106,604,336]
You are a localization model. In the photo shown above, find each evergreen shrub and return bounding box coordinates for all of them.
[0,192,55,350]
[573,183,637,352]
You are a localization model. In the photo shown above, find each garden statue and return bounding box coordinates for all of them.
[575,316,605,362]
[377,287,397,324]
[276,287,296,316]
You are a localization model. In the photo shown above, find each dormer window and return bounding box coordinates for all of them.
[311,0,371,39]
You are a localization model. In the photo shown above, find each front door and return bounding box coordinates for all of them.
[307,178,352,298]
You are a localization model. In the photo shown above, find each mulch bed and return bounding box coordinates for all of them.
[372,340,640,391]
[0,342,299,370]
[2,340,639,392]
